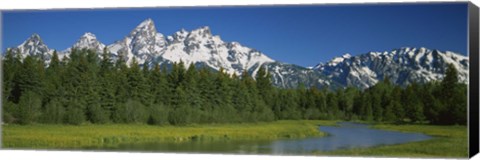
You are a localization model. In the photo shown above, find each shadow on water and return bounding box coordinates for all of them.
[86,122,432,155]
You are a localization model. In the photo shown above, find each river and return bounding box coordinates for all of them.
[95,122,432,155]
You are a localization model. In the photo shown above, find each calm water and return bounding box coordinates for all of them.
[93,122,432,155]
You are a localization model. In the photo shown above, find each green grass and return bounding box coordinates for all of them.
[3,120,467,158]
[2,120,336,149]
[315,123,468,158]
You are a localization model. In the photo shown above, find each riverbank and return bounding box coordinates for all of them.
[316,123,467,158]
[3,120,467,158]
[2,120,336,149]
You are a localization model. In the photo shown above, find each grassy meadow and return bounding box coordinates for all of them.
[2,120,467,158]
[316,123,468,158]
[2,120,336,149]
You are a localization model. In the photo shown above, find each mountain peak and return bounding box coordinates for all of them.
[81,32,97,39]
[168,28,190,43]
[190,26,212,37]
[342,53,352,59]
[315,47,468,89]
[21,33,45,48]
[108,18,167,65]
[13,33,52,59]
[199,26,210,31]
[30,33,41,40]
[396,46,429,52]
[20,33,44,46]
[70,32,105,53]
[138,18,155,28]
[130,18,158,37]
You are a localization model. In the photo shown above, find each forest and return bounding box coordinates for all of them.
[1,48,467,126]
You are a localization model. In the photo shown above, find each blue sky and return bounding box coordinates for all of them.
[2,3,468,67]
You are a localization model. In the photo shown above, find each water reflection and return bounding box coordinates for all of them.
[269,122,431,154]
[93,122,432,155]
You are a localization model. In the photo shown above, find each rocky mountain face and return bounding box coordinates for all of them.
[70,32,106,53]
[107,18,167,65]
[11,33,53,62]
[6,18,469,89]
[313,47,469,89]
[161,26,274,76]
[59,32,107,59]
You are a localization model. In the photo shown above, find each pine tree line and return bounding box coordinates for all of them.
[2,48,467,125]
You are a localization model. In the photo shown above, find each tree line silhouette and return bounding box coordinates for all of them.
[2,48,467,125]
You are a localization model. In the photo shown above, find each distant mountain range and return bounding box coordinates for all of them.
[7,18,469,89]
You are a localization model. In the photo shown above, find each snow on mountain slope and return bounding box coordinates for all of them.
[313,47,469,89]
[162,26,274,76]
[71,32,106,53]
[108,18,167,65]
[259,62,340,89]
[5,18,470,89]
[60,32,107,59]
[10,34,53,61]
[4,19,278,87]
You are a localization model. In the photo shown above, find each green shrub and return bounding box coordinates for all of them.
[65,103,86,125]
[17,91,42,125]
[41,99,65,124]
[147,103,170,125]
[87,104,110,124]
[113,100,148,124]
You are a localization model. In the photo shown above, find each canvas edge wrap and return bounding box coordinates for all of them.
[0,10,4,149]
[468,1,479,158]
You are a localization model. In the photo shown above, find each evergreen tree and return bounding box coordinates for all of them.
[184,64,202,109]
[352,92,364,120]
[17,56,44,96]
[441,63,458,100]
[2,49,22,103]
[402,83,425,123]
[2,48,468,126]
[150,64,169,105]
[17,91,42,124]
[343,87,358,120]
[211,68,236,123]
[390,86,405,123]
[113,54,129,105]
[98,49,116,118]
[438,64,466,125]
[255,66,273,106]
[126,58,150,104]
[326,92,339,120]
[363,92,373,121]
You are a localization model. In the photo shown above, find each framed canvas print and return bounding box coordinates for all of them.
[1,1,479,159]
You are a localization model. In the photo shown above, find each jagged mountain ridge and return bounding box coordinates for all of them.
[7,19,325,88]
[313,47,469,89]
[11,33,54,62]
[70,32,106,53]
[6,18,469,89]
[107,18,167,65]
[59,32,107,59]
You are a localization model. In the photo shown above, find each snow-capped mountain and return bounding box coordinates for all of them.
[59,32,107,59]
[69,32,106,53]
[313,47,469,89]
[11,34,53,61]
[259,62,340,89]
[105,19,276,79]
[5,18,469,89]
[162,26,274,76]
[107,18,167,65]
